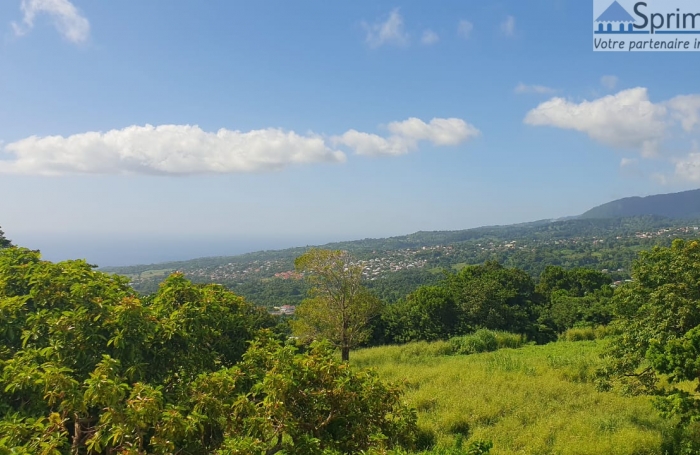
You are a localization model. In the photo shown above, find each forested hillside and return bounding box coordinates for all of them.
[581,188,700,219]
[102,216,700,307]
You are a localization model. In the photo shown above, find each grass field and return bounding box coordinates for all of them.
[353,340,671,455]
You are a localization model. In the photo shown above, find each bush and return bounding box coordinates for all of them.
[494,331,526,349]
[559,325,617,342]
[396,340,453,363]
[560,326,597,341]
[449,330,525,355]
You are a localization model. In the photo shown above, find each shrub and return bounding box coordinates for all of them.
[449,330,525,355]
[559,325,616,342]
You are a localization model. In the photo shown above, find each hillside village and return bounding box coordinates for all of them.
[121,223,700,294]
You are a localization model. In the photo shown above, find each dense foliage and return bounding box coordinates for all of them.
[292,249,383,361]
[380,263,613,345]
[105,216,700,309]
[581,189,700,219]
[0,247,417,454]
[7,217,700,453]
[0,227,11,249]
[600,239,700,452]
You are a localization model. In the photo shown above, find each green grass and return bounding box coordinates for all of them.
[139,268,175,278]
[353,340,670,455]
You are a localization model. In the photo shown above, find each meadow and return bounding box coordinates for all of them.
[352,339,672,455]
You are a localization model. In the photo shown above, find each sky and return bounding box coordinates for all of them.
[2,0,700,266]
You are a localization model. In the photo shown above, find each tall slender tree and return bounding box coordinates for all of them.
[292,249,382,361]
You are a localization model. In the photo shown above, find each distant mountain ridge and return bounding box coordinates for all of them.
[580,188,700,219]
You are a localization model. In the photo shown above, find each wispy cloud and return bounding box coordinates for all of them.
[514,83,557,95]
[12,0,90,43]
[421,29,439,45]
[600,75,619,90]
[457,20,474,39]
[334,117,480,157]
[362,8,409,48]
[668,95,700,132]
[500,16,516,37]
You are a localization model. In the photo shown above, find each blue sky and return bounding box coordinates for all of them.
[1,0,700,265]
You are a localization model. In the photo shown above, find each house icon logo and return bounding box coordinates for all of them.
[594,0,648,34]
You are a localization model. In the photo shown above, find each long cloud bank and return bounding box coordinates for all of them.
[0,118,479,176]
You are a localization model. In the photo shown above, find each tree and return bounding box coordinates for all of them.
[216,335,418,454]
[602,240,700,452]
[382,286,460,344]
[0,225,11,248]
[0,246,417,453]
[292,249,382,362]
[447,261,538,335]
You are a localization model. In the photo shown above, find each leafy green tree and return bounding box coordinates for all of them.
[535,266,613,332]
[0,226,11,248]
[214,335,418,454]
[293,249,382,361]
[382,286,460,343]
[536,266,611,298]
[447,261,538,335]
[602,240,700,451]
[0,248,263,453]
[0,246,417,454]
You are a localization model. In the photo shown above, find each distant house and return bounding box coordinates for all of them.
[595,1,636,32]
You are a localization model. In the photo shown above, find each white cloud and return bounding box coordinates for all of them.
[457,20,474,39]
[620,157,638,167]
[0,124,346,176]
[334,117,480,157]
[514,83,557,95]
[362,8,409,48]
[12,0,89,43]
[524,88,668,157]
[0,118,481,175]
[421,29,439,45]
[601,75,619,90]
[667,95,700,132]
[673,152,700,182]
[501,16,516,37]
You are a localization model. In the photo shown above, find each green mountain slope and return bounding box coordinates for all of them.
[581,188,700,219]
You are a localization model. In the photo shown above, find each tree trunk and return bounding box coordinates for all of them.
[72,414,81,455]
[341,346,350,362]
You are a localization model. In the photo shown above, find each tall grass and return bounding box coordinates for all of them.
[353,340,670,455]
[558,325,619,342]
[449,330,526,355]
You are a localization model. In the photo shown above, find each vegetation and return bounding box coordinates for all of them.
[353,340,671,455]
[581,188,700,219]
[5,215,700,453]
[292,249,382,361]
[380,263,613,346]
[102,216,700,308]
[0,247,417,454]
[599,239,700,452]
[0,226,11,249]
